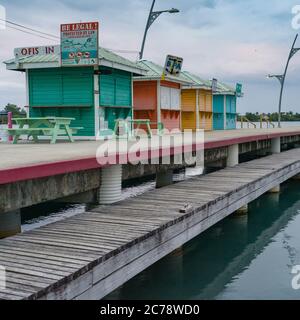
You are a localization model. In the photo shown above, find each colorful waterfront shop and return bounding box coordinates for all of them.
[212,82,240,130]
[133,60,193,132]
[180,71,213,131]
[4,45,147,138]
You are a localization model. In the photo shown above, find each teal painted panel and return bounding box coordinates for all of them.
[116,77,131,106]
[30,73,62,106]
[100,72,115,106]
[29,67,95,136]
[105,107,132,130]
[30,107,95,136]
[100,67,132,107]
[213,95,224,113]
[226,95,237,114]
[226,113,236,130]
[213,112,225,130]
[29,68,94,107]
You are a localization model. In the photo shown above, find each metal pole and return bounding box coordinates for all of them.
[140,0,156,60]
[277,34,298,128]
[8,112,13,142]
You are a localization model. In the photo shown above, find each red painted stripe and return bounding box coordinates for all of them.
[1,131,299,185]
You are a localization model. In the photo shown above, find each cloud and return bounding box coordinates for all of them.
[0,0,299,114]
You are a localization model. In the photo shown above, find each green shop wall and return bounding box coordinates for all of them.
[99,66,132,130]
[29,67,95,136]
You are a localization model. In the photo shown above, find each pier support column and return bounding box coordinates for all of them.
[99,165,122,205]
[234,204,249,216]
[0,210,21,239]
[271,137,281,154]
[268,185,280,193]
[226,144,239,167]
[266,138,281,193]
[156,169,173,188]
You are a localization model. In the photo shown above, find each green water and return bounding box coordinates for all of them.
[105,180,300,300]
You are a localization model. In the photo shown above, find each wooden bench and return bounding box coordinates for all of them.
[114,119,164,138]
[7,117,82,144]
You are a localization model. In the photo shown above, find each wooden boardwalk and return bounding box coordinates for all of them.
[0,148,300,300]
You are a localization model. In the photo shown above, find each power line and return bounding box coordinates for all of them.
[0,18,59,39]
[5,24,58,41]
[1,18,140,55]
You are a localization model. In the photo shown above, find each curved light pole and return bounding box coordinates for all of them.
[268,34,300,128]
[139,0,179,60]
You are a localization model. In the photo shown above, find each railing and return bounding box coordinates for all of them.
[260,115,275,128]
[240,116,257,129]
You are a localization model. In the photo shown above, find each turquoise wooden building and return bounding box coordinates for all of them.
[212,82,240,130]
[5,46,147,138]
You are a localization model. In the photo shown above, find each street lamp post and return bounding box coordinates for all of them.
[139,0,179,60]
[268,34,300,128]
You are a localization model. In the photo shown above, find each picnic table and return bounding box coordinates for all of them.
[114,119,164,139]
[7,117,83,144]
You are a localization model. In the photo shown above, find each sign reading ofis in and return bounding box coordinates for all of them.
[162,55,183,79]
[61,22,99,66]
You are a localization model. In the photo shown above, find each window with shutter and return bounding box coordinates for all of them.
[170,88,181,110]
[160,86,171,109]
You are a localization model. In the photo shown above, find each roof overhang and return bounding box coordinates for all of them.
[100,59,147,75]
[5,59,147,75]
[182,84,212,90]
[134,76,192,85]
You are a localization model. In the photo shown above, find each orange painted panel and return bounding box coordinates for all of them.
[133,81,157,111]
[161,110,181,131]
[134,110,157,129]
[181,89,196,112]
[161,80,180,89]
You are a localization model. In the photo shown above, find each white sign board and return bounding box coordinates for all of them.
[162,55,183,79]
[14,45,60,59]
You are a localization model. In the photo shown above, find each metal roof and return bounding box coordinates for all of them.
[4,47,147,75]
[212,80,237,95]
[181,71,212,90]
[134,60,194,85]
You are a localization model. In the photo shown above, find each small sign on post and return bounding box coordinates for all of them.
[236,83,243,97]
[60,22,99,67]
[162,55,183,80]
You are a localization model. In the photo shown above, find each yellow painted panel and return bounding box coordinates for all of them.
[199,112,213,130]
[205,112,213,131]
[181,89,196,112]
[199,93,205,111]
[181,111,196,130]
[199,112,206,129]
[205,93,212,112]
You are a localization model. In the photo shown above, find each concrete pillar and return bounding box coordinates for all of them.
[234,204,248,216]
[226,144,239,167]
[268,185,280,193]
[99,165,122,205]
[0,210,21,239]
[156,169,173,188]
[271,137,281,154]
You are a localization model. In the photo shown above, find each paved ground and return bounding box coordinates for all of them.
[0,127,300,184]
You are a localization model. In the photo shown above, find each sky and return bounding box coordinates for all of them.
[0,0,300,114]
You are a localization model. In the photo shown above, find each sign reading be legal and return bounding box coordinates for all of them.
[60,22,99,67]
